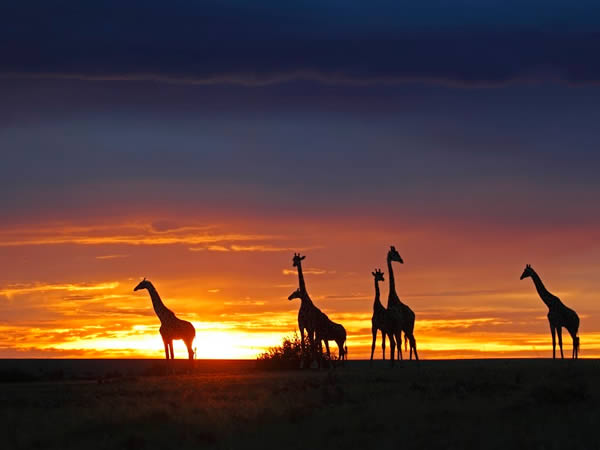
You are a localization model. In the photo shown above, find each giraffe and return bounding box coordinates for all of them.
[289,252,319,366]
[520,264,580,359]
[370,268,397,366]
[289,287,337,367]
[134,278,196,360]
[387,246,419,361]
[288,287,319,365]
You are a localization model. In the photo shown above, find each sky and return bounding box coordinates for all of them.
[1,1,600,359]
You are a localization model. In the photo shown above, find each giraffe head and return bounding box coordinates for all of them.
[133,278,151,291]
[372,268,385,282]
[387,246,404,264]
[292,253,306,267]
[520,264,534,280]
[288,287,303,301]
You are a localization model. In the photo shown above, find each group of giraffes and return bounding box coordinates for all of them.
[132,246,581,363]
[286,247,419,367]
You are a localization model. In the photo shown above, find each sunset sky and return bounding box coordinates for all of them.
[2,1,600,359]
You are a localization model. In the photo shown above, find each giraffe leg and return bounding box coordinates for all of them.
[337,340,345,365]
[370,327,377,365]
[396,332,403,361]
[185,339,194,360]
[389,333,395,367]
[550,324,556,360]
[409,334,419,361]
[317,336,324,369]
[163,339,170,360]
[381,330,386,361]
[169,341,174,360]
[557,327,564,359]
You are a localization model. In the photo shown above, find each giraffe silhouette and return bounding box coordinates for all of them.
[134,278,196,360]
[288,252,341,368]
[288,287,319,366]
[387,246,418,361]
[370,268,397,366]
[289,288,346,366]
[289,253,320,366]
[520,264,580,359]
[316,309,347,365]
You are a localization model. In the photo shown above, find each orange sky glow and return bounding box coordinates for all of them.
[1,215,599,360]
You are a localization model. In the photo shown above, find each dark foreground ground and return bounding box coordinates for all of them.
[0,358,597,449]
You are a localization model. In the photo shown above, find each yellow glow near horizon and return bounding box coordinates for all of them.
[1,218,599,359]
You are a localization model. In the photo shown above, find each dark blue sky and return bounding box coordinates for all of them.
[2,1,600,227]
[3,1,600,84]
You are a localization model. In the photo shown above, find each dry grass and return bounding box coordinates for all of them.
[2,359,600,449]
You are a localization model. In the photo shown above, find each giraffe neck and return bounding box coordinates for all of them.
[387,257,396,294]
[300,291,314,308]
[530,270,555,309]
[297,262,307,293]
[374,278,383,309]
[387,257,401,307]
[147,284,174,322]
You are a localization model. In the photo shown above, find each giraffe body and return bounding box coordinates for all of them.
[315,310,347,364]
[370,269,397,366]
[520,265,580,359]
[288,287,331,367]
[386,246,419,361]
[289,253,345,367]
[134,279,196,360]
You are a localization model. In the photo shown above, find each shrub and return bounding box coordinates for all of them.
[257,332,312,370]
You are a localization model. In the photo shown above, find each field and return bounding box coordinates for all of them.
[1,359,599,449]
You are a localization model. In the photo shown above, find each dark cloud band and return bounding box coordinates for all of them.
[2,2,600,86]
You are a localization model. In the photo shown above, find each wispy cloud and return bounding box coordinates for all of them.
[95,254,129,260]
[207,245,230,252]
[282,268,335,276]
[0,222,280,247]
[0,282,120,298]
[230,244,301,252]
[189,244,315,253]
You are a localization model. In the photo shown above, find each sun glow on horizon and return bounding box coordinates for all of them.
[1,218,599,360]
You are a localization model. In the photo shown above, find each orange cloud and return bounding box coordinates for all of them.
[0,281,120,298]
[0,222,280,247]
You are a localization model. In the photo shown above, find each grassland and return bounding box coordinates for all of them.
[1,359,599,449]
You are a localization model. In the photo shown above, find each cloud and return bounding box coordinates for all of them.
[0,282,120,298]
[95,254,129,260]
[230,245,300,252]
[3,2,600,87]
[0,222,279,247]
[190,244,312,253]
[282,268,335,276]
[207,245,230,252]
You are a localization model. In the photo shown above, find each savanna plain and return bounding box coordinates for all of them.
[1,359,596,450]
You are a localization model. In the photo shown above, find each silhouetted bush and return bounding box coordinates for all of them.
[257,332,310,370]
[257,332,339,369]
